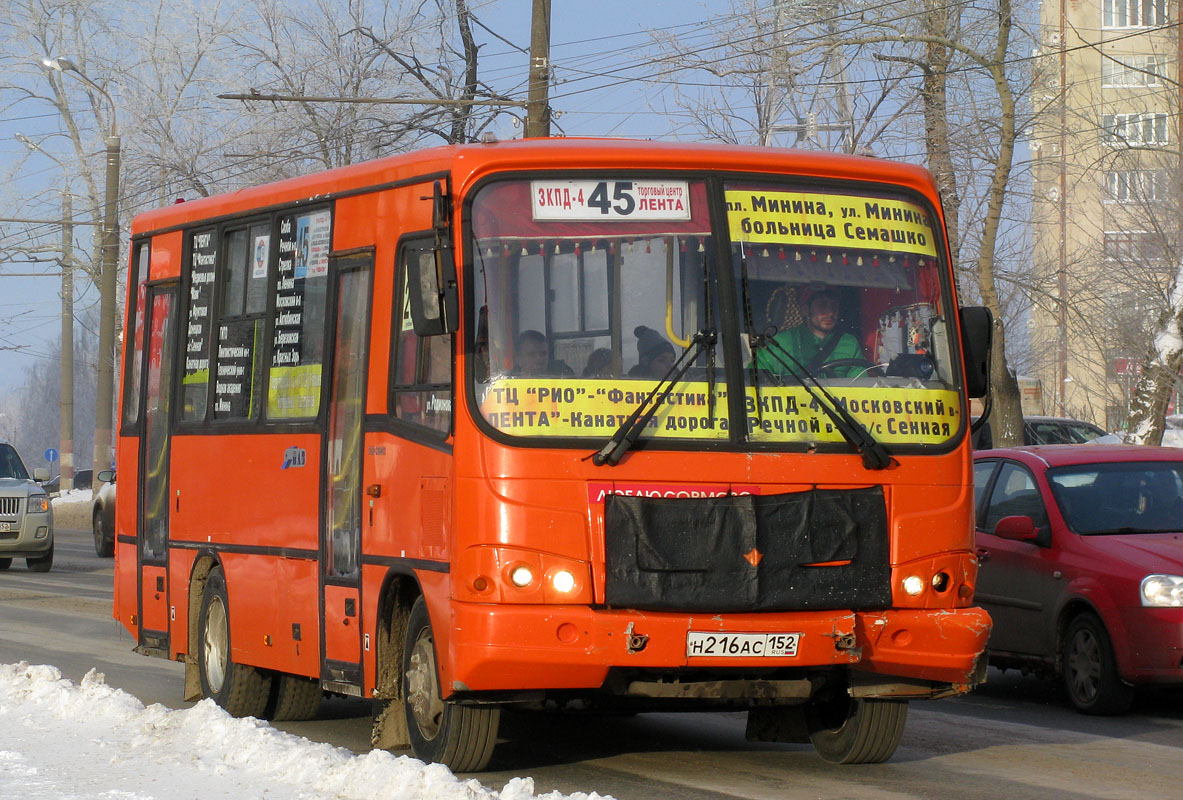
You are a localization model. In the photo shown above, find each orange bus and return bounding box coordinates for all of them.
[114,138,993,770]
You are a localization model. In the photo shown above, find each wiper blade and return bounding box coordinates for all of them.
[753,334,892,471]
[592,330,717,467]
[1086,526,1177,535]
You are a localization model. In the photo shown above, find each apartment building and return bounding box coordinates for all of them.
[1028,0,1178,430]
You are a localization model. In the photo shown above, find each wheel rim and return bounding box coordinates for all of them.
[93,516,103,547]
[406,628,444,740]
[203,596,228,694]
[1066,626,1102,704]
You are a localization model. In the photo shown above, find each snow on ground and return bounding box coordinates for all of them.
[0,663,611,800]
[51,489,94,530]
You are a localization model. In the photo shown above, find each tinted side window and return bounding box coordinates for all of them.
[984,462,1048,533]
[973,460,997,521]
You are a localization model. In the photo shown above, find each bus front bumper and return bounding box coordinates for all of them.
[446,603,991,696]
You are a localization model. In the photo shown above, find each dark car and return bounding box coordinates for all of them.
[972,415,1106,449]
[43,468,94,496]
[92,469,116,557]
[973,444,1183,714]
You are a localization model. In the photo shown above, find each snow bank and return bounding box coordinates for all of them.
[0,663,611,800]
[50,488,93,530]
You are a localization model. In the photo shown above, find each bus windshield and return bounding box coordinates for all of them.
[469,176,963,451]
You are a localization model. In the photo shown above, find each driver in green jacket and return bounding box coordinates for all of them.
[754,289,863,378]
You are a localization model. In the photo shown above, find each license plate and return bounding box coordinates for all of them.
[0,522,10,532]
[686,632,801,658]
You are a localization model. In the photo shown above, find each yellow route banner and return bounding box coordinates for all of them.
[725,190,938,257]
[479,378,961,445]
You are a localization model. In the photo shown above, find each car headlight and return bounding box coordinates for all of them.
[28,495,49,514]
[1141,574,1183,607]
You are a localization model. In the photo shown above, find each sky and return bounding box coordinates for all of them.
[0,661,610,800]
[0,0,734,393]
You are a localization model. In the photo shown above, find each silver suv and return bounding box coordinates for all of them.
[0,440,54,572]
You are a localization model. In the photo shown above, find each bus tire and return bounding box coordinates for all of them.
[806,694,907,764]
[1061,612,1134,715]
[402,596,499,772]
[198,568,271,718]
[267,673,322,721]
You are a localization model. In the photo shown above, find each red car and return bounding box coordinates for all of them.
[973,444,1183,714]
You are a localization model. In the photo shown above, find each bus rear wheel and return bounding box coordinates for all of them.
[806,693,907,764]
[402,597,499,772]
[198,568,272,717]
[267,673,323,721]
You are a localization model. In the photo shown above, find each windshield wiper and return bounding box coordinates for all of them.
[1085,526,1176,535]
[592,329,717,466]
[751,334,893,471]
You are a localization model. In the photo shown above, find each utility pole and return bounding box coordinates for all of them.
[525,0,551,138]
[60,192,75,493]
[93,132,120,486]
[14,133,83,491]
[43,57,121,488]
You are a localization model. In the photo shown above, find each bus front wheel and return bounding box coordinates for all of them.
[198,568,272,718]
[402,597,499,772]
[806,693,907,764]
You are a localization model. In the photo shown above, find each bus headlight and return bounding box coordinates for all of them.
[455,545,593,604]
[1141,574,1183,607]
[902,575,926,596]
[551,569,576,593]
[510,565,534,588]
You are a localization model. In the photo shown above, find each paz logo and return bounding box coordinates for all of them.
[742,548,764,567]
[281,446,307,470]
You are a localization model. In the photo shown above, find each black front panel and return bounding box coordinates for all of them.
[604,487,890,612]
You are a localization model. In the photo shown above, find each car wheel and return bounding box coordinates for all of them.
[0,558,11,570]
[1061,612,1134,715]
[26,541,53,573]
[93,509,114,558]
[806,692,908,764]
[403,596,499,771]
[197,568,272,717]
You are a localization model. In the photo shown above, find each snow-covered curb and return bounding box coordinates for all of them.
[49,488,92,531]
[0,663,611,800]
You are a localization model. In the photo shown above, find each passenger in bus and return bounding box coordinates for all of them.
[629,326,676,378]
[512,329,573,377]
[583,348,613,377]
[754,289,862,378]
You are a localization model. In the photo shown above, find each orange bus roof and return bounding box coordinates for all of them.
[130,138,941,237]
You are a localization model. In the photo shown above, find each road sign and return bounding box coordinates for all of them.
[44,448,58,463]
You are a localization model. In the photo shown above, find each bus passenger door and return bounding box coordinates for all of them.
[320,252,373,692]
[137,283,178,655]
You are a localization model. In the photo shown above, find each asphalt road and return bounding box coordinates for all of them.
[3,528,1183,799]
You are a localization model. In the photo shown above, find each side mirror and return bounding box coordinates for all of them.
[33,467,49,482]
[994,515,1038,541]
[406,246,458,336]
[97,469,115,484]
[959,306,992,399]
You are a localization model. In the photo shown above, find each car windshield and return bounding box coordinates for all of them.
[0,444,30,480]
[1047,461,1183,534]
[1028,420,1104,444]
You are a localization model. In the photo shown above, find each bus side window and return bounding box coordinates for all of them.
[392,237,452,437]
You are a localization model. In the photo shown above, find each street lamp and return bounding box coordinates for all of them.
[41,56,120,490]
[15,133,77,493]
